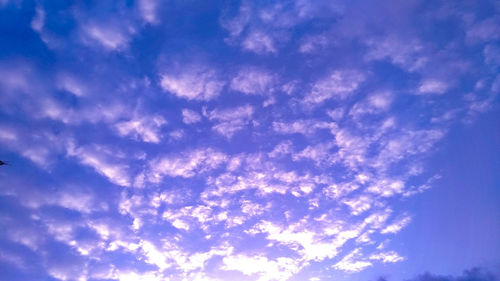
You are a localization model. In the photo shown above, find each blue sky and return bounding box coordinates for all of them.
[0,0,499,280]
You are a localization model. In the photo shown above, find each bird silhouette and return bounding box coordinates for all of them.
[0,160,8,166]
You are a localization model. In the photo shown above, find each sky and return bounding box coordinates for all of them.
[0,0,499,281]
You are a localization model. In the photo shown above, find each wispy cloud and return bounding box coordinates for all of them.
[66,142,132,186]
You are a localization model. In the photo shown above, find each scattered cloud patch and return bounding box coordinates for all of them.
[148,148,227,182]
[137,0,159,24]
[242,31,277,54]
[230,67,276,95]
[115,114,166,143]
[365,35,427,71]
[333,248,372,272]
[206,105,255,138]
[160,66,225,101]
[182,109,202,124]
[66,143,132,187]
[350,91,393,118]
[418,79,449,95]
[304,70,365,105]
[80,22,132,51]
[466,17,500,43]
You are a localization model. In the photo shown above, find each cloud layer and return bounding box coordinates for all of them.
[0,1,499,281]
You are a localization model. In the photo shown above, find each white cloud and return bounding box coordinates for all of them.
[222,254,300,281]
[463,75,500,121]
[304,70,365,105]
[4,2,496,279]
[46,264,86,281]
[369,251,404,263]
[203,171,284,198]
[79,102,128,124]
[334,129,369,170]
[381,216,412,234]
[22,146,52,168]
[116,271,164,281]
[373,129,445,170]
[169,129,184,140]
[268,140,293,158]
[242,31,277,54]
[160,67,224,101]
[141,240,171,270]
[483,44,500,65]
[403,174,441,197]
[81,22,131,51]
[148,148,227,182]
[202,157,332,199]
[272,120,337,136]
[151,190,186,208]
[466,17,500,43]
[363,209,392,229]
[30,5,45,32]
[220,3,251,38]
[220,1,337,55]
[342,195,373,215]
[365,35,427,71]
[51,188,103,214]
[292,142,336,164]
[249,218,365,263]
[206,105,254,138]
[0,251,27,270]
[299,34,329,53]
[118,192,155,228]
[0,124,62,168]
[211,122,248,138]
[240,200,268,216]
[327,108,345,120]
[0,125,17,142]
[162,204,223,231]
[333,248,372,273]
[324,183,359,199]
[349,91,393,118]
[182,109,202,124]
[230,68,276,95]
[0,61,34,94]
[138,0,158,24]
[418,79,449,95]
[56,73,88,97]
[67,143,132,187]
[37,98,82,124]
[4,222,43,251]
[115,114,166,143]
[366,179,405,197]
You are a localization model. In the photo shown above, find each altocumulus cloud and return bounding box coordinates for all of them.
[0,1,498,281]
